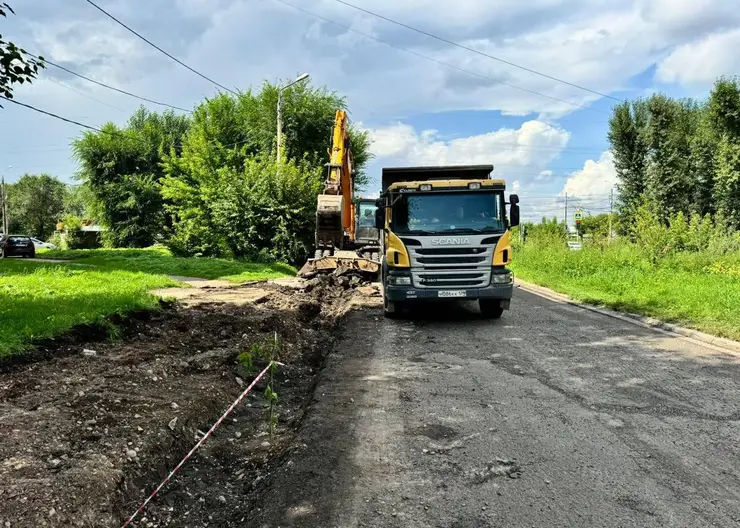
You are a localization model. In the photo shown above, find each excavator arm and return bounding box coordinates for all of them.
[298,110,380,279]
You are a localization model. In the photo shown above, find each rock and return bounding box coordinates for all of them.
[235,377,244,387]
[168,418,178,431]
[126,449,137,459]
[261,441,270,447]
[171,402,180,410]
[234,431,242,439]
[50,458,61,468]
[218,495,227,504]
[82,349,97,357]
[77,391,85,398]
[137,426,144,433]
[49,507,56,517]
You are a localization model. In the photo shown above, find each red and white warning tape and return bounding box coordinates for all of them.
[121,361,282,528]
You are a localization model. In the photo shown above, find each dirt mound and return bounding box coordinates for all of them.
[0,281,378,527]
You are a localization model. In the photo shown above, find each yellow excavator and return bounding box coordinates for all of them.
[298,110,381,278]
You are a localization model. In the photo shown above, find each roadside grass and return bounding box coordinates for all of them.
[511,243,740,341]
[0,260,178,357]
[1,247,296,357]
[42,246,296,282]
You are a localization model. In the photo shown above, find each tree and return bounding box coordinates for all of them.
[160,82,373,263]
[608,100,649,228]
[73,107,191,247]
[708,77,740,228]
[0,3,44,106]
[162,154,322,264]
[643,94,697,220]
[8,173,66,239]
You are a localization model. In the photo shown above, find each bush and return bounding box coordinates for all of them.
[162,155,322,265]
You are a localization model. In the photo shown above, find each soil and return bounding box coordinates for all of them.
[0,275,380,527]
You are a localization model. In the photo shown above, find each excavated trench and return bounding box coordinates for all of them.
[0,276,380,527]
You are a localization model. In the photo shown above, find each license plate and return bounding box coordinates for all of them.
[438,290,466,298]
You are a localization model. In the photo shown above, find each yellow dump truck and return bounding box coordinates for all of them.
[374,165,520,318]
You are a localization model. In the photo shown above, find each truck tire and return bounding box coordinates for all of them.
[479,299,504,319]
[383,296,405,319]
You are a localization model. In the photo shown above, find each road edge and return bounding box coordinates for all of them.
[516,278,740,356]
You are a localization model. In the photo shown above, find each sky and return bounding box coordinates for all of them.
[1,0,739,223]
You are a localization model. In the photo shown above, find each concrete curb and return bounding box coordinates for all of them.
[515,278,740,356]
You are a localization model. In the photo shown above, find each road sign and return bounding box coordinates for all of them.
[574,211,583,221]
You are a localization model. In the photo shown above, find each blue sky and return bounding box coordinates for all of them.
[1,0,739,222]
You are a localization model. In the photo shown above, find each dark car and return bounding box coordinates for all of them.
[0,235,36,258]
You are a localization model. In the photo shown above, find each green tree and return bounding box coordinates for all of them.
[643,94,697,220]
[162,154,322,264]
[160,83,372,263]
[63,183,97,219]
[608,99,649,228]
[7,173,66,239]
[708,77,740,228]
[0,3,44,107]
[72,107,191,247]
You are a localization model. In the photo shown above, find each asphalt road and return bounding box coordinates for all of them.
[249,287,740,528]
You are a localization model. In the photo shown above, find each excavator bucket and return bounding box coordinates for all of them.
[298,250,380,280]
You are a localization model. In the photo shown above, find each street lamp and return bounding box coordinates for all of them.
[277,73,310,162]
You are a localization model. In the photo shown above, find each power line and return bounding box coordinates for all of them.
[84,0,238,96]
[3,96,255,153]
[44,76,128,113]
[274,0,607,115]
[1,97,103,132]
[29,52,192,113]
[331,0,623,104]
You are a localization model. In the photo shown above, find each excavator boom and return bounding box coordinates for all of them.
[299,110,381,279]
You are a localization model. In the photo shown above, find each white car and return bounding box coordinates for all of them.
[30,238,56,250]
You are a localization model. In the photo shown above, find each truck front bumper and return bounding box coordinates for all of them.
[384,269,514,305]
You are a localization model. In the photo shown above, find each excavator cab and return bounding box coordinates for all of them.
[355,199,380,247]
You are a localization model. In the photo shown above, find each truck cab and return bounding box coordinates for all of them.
[375,165,520,319]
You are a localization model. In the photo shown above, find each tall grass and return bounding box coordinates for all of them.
[512,212,740,340]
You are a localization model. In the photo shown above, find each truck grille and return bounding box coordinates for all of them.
[407,242,496,289]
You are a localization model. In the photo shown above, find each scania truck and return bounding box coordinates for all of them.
[374,165,520,318]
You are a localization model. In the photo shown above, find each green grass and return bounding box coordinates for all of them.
[511,243,740,341]
[0,260,178,357]
[42,246,296,282]
[0,247,295,357]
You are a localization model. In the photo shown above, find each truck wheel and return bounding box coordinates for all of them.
[383,295,403,319]
[479,299,504,319]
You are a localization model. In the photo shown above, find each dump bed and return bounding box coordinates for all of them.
[381,165,493,192]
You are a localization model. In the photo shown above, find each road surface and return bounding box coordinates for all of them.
[247,287,740,527]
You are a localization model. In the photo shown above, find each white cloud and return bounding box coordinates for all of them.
[3,0,739,184]
[560,150,616,197]
[368,120,571,181]
[656,28,740,86]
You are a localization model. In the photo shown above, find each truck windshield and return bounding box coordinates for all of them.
[392,191,505,234]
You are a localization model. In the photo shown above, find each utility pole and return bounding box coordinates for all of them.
[564,192,568,231]
[276,73,310,164]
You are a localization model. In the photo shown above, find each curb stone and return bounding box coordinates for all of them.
[515,278,740,356]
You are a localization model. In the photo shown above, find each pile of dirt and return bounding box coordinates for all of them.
[0,280,379,528]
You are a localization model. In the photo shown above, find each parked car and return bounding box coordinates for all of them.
[0,235,36,258]
[30,237,56,250]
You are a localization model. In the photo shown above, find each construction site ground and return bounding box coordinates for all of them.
[3,278,740,527]
[0,276,379,527]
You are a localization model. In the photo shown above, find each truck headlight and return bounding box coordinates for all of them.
[388,275,412,286]
[491,272,513,284]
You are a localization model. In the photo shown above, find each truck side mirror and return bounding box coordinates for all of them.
[510,204,520,227]
[509,194,520,205]
[374,208,384,230]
